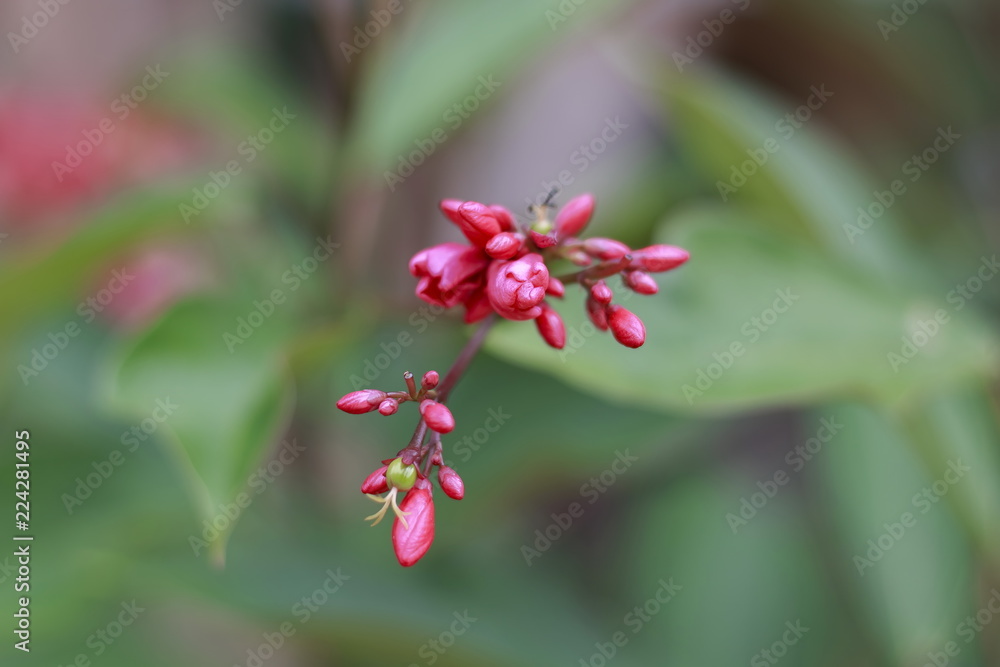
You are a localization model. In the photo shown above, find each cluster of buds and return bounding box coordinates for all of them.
[337,371,464,566]
[338,192,689,568]
[409,192,689,349]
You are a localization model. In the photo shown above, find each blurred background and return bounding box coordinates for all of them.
[2,0,999,665]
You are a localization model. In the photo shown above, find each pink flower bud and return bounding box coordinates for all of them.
[631,245,689,272]
[489,204,517,231]
[554,193,595,237]
[485,231,524,259]
[586,296,609,331]
[457,201,502,247]
[439,199,464,225]
[392,482,435,567]
[529,229,558,249]
[409,243,489,308]
[437,466,465,500]
[361,465,389,494]
[535,302,566,349]
[546,277,566,298]
[378,399,399,416]
[462,287,493,323]
[590,280,613,304]
[623,270,658,295]
[567,249,592,266]
[583,237,630,260]
[607,305,645,348]
[337,389,387,414]
[420,400,455,434]
[421,371,440,390]
[486,253,549,321]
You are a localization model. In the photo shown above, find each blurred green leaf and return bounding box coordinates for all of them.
[0,186,196,343]
[104,297,295,564]
[818,402,973,665]
[623,472,837,666]
[897,387,1000,570]
[664,69,924,283]
[347,0,633,175]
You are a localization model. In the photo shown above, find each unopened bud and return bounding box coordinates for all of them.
[421,400,456,434]
[361,465,389,494]
[546,276,566,298]
[607,305,645,348]
[586,296,609,331]
[421,370,440,390]
[485,231,525,259]
[590,280,613,304]
[631,245,689,272]
[437,466,465,500]
[535,302,566,349]
[554,193,595,237]
[583,237,630,260]
[623,270,658,295]
[337,390,387,414]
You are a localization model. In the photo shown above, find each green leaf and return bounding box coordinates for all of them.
[104,297,295,564]
[896,387,1000,569]
[0,186,197,341]
[818,402,973,664]
[663,68,924,282]
[623,472,836,665]
[485,206,998,414]
[346,0,633,175]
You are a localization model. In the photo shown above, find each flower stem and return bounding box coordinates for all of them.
[436,314,497,404]
[403,314,497,461]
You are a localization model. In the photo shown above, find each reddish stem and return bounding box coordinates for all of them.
[400,314,497,467]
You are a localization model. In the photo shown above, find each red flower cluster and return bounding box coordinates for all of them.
[338,192,689,569]
[337,370,463,566]
[409,193,689,349]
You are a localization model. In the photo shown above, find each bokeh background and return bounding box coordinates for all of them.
[2,0,999,665]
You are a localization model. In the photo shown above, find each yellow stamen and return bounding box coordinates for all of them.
[364,487,410,528]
